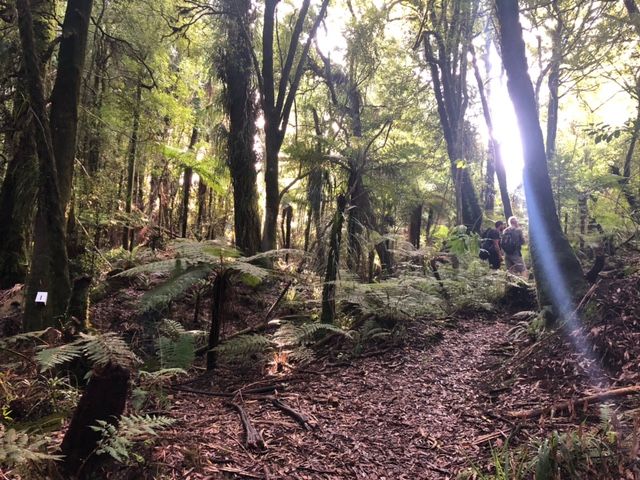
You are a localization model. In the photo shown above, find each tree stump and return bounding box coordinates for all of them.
[60,363,129,478]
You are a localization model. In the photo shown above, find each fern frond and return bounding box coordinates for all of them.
[36,342,84,371]
[0,426,62,466]
[78,333,141,369]
[139,368,187,383]
[157,319,186,340]
[92,414,175,464]
[140,265,211,312]
[0,329,50,347]
[212,334,274,359]
[156,335,195,369]
[275,322,350,347]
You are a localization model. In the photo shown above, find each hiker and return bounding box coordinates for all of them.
[501,216,527,277]
[479,221,506,269]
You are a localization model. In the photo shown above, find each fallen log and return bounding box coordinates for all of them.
[227,402,266,450]
[272,398,313,430]
[509,385,640,419]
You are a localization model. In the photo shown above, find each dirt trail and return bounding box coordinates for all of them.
[156,316,513,480]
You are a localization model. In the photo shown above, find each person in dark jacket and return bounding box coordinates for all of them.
[481,220,506,269]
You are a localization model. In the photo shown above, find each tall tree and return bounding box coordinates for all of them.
[217,0,262,256]
[22,0,94,330]
[0,0,53,287]
[495,0,586,310]
[256,0,330,251]
[16,0,72,331]
[419,0,483,232]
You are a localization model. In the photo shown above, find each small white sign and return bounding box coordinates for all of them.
[35,291,48,305]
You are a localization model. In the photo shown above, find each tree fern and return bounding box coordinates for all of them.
[36,333,140,371]
[140,264,211,312]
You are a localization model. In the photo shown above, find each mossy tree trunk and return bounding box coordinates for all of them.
[21,0,93,331]
[220,0,261,256]
[0,0,53,288]
[495,0,586,311]
[18,0,81,332]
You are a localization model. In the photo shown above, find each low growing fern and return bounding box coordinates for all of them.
[91,414,175,464]
[0,426,61,467]
[212,334,274,360]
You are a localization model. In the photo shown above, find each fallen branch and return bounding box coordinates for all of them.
[272,398,313,430]
[169,384,280,398]
[227,401,266,450]
[509,385,640,419]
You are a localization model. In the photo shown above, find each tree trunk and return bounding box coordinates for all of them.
[0,0,53,288]
[321,194,346,324]
[495,0,586,311]
[422,15,483,232]
[180,127,198,238]
[122,83,142,251]
[470,44,513,219]
[545,0,562,166]
[196,179,207,239]
[60,363,129,477]
[16,0,72,331]
[220,0,261,256]
[49,0,94,210]
[207,269,232,370]
[409,204,423,248]
[259,0,330,252]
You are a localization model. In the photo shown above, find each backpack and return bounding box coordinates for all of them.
[480,229,495,251]
[500,229,518,255]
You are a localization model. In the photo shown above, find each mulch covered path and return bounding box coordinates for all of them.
[150,317,514,480]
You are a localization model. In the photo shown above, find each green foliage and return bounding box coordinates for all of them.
[274,322,351,347]
[0,425,61,467]
[91,414,175,464]
[465,421,627,480]
[133,369,187,412]
[155,319,205,369]
[36,333,140,371]
[118,240,270,312]
[212,334,275,361]
[140,264,211,312]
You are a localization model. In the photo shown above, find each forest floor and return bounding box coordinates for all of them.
[152,315,513,479]
[2,249,640,479]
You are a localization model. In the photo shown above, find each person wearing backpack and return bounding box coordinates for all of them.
[479,220,506,269]
[501,216,527,276]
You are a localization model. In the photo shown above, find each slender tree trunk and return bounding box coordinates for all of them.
[259,0,330,251]
[425,206,435,244]
[470,45,513,219]
[495,0,586,311]
[122,83,142,250]
[545,0,562,167]
[422,8,483,232]
[17,0,71,331]
[409,204,423,248]
[196,179,207,238]
[180,127,198,238]
[221,0,261,256]
[321,194,346,324]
